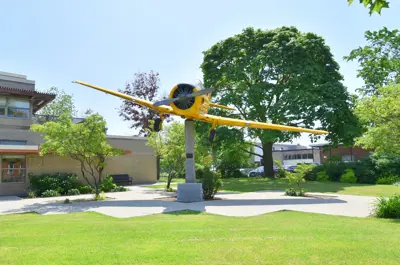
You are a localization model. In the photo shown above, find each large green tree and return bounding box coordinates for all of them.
[344,27,400,95]
[355,84,400,155]
[38,87,77,118]
[201,27,361,177]
[31,113,123,196]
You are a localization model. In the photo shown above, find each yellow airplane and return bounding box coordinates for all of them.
[72,81,328,140]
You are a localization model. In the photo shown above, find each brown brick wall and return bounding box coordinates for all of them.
[320,145,372,163]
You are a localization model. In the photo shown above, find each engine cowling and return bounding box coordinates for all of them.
[169,83,210,117]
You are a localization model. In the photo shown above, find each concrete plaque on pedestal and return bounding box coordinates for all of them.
[177,183,203,202]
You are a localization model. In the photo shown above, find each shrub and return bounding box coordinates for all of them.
[27,191,36,198]
[316,171,329,182]
[285,188,305,197]
[354,156,378,184]
[94,191,106,201]
[340,169,357,183]
[201,168,222,200]
[286,163,316,191]
[67,189,80,196]
[374,195,400,219]
[78,185,93,194]
[41,189,60,197]
[28,173,79,196]
[101,175,116,192]
[304,165,324,181]
[64,198,70,204]
[285,188,297,196]
[112,186,128,192]
[231,169,247,178]
[274,160,287,179]
[297,189,306,197]
[324,162,347,182]
[376,175,400,185]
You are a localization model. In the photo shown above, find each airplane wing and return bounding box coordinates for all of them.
[72,80,174,114]
[200,114,328,135]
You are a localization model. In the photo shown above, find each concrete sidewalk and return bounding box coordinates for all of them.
[0,187,377,218]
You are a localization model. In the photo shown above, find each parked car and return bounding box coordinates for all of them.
[285,162,320,172]
[248,166,278,177]
[239,168,252,175]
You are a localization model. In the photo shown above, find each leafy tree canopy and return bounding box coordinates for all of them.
[31,113,123,195]
[39,87,77,117]
[355,84,400,155]
[118,71,170,136]
[348,0,390,15]
[345,27,400,95]
[201,26,361,176]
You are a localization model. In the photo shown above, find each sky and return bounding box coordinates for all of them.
[0,0,399,146]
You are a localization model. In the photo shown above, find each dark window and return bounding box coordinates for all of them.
[296,154,301,159]
[0,97,6,116]
[0,140,27,145]
[284,155,288,160]
[302,154,308,159]
[307,153,314,159]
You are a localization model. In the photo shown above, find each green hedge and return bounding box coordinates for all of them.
[28,173,80,196]
[305,153,400,184]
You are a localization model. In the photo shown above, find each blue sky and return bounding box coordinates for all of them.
[0,0,398,145]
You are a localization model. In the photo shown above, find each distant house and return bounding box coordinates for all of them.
[0,71,157,196]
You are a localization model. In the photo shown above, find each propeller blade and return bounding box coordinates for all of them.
[152,87,214,107]
[153,98,179,107]
[189,87,214,97]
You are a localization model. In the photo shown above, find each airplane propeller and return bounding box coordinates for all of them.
[153,87,214,107]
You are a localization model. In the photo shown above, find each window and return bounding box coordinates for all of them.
[7,99,30,118]
[0,155,26,183]
[342,155,355,162]
[307,153,314,159]
[296,154,301,159]
[0,140,27,145]
[302,154,308,159]
[0,97,6,116]
[0,96,30,118]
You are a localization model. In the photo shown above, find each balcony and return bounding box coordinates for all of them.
[32,115,85,124]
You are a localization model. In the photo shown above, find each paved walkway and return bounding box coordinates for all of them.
[0,186,377,218]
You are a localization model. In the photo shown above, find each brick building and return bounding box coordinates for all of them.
[311,143,372,163]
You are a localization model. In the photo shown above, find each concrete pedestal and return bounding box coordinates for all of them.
[176,119,203,202]
[177,183,203,203]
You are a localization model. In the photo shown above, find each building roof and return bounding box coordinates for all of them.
[0,86,56,113]
[0,144,132,155]
[106,135,148,141]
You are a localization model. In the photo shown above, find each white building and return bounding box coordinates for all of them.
[253,143,320,166]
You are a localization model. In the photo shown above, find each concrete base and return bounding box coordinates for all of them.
[177,183,203,203]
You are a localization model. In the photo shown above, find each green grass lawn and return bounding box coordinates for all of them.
[0,211,399,265]
[151,177,400,197]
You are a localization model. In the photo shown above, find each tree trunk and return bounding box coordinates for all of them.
[262,142,274,178]
[156,155,161,180]
[167,173,173,189]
